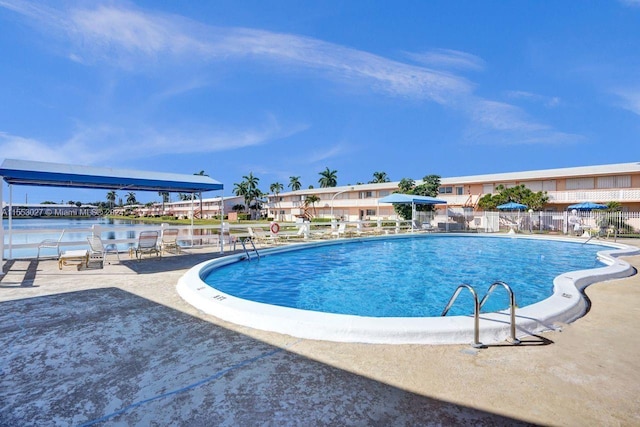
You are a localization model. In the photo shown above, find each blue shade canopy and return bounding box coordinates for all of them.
[0,159,223,193]
[378,193,447,205]
[567,202,607,210]
[496,201,528,210]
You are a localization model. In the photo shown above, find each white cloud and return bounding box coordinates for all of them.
[463,99,582,145]
[1,1,472,104]
[612,88,640,116]
[406,48,485,71]
[506,91,561,108]
[0,132,68,163]
[0,0,578,150]
[0,119,308,166]
[619,0,640,7]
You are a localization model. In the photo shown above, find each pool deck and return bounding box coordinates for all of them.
[1,238,640,426]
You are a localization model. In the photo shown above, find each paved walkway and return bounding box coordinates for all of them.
[1,240,639,426]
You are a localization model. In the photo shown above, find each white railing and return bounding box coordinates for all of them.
[467,211,640,236]
[547,189,640,203]
[3,212,639,259]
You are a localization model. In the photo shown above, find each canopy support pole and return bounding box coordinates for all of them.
[190,193,195,247]
[221,191,226,254]
[411,201,415,232]
[0,179,4,276]
[8,184,12,259]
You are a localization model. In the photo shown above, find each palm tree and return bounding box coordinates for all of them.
[106,191,117,209]
[305,194,320,217]
[288,176,301,191]
[370,171,390,184]
[126,192,137,205]
[233,181,248,200]
[270,182,284,220]
[318,167,338,188]
[158,191,170,215]
[270,182,284,195]
[240,172,261,219]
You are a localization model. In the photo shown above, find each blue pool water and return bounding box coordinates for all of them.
[204,235,606,317]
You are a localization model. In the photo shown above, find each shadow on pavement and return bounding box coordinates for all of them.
[0,288,536,426]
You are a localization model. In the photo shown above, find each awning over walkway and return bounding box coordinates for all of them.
[0,159,223,193]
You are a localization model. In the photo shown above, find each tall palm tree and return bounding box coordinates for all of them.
[270,182,284,220]
[370,171,390,183]
[318,167,338,188]
[288,176,301,191]
[106,191,117,209]
[241,172,261,219]
[158,191,170,215]
[233,181,249,217]
[126,192,137,205]
[270,182,284,195]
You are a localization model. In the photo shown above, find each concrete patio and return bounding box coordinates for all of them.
[1,241,639,426]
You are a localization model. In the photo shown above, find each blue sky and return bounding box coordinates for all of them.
[1,0,639,204]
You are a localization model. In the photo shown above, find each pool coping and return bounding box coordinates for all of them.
[176,234,639,345]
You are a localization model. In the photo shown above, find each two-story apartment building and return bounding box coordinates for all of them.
[265,162,640,222]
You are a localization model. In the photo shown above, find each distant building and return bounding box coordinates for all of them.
[265,162,640,222]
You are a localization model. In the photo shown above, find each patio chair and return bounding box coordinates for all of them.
[131,230,160,261]
[160,228,181,254]
[331,223,347,238]
[87,235,120,267]
[248,227,277,246]
[282,224,308,240]
[37,229,65,260]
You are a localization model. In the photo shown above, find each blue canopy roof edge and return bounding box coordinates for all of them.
[378,193,447,205]
[0,159,223,193]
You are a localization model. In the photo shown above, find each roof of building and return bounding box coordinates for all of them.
[272,162,640,197]
[0,159,223,193]
[439,162,640,185]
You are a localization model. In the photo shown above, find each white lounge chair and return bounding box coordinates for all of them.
[131,230,160,261]
[248,227,277,246]
[219,223,237,250]
[160,228,181,254]
[87,235,120,267]
[37,229,65,260]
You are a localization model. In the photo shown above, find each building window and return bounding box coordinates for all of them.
[596,175,631,189]
[359,191,373,199]
[566,178,595,190]
[366,209,376,216]
[379,190,390,197]
[456,187,464,195]
[439,186,453,194]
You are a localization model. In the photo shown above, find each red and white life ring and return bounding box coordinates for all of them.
[270,222,280,234]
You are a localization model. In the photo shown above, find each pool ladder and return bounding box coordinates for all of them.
[240,237,260,261]
[441,281,520,348]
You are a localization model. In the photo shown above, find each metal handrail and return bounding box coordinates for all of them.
[441,284,482,348]
[240,237,260,261]
[479,281,520,345]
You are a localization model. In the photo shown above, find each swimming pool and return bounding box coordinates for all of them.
[177,234,638,344]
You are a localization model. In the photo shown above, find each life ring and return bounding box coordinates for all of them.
[270,222,280,234]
